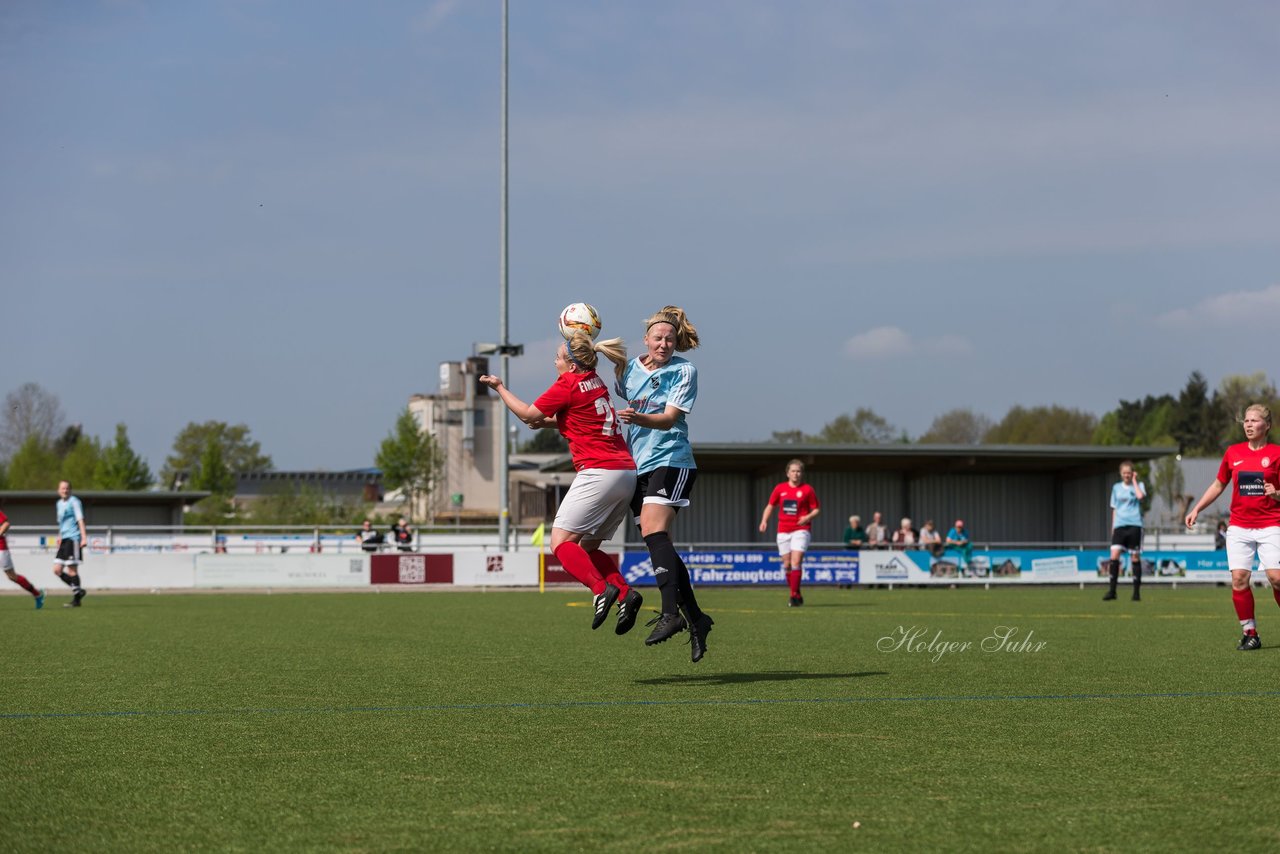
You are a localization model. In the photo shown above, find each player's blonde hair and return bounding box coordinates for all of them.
[1242,403,1273,429]
[566,332,628,383]
[787,459,805,472]
[644,305,700,352]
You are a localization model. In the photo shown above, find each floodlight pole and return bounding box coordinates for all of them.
[498,0,511,551]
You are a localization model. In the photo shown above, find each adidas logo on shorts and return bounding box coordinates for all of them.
[656,488,667,496]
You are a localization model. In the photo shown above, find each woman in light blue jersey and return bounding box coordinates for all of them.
[1104,460,1146,602]
[617,306,713,663]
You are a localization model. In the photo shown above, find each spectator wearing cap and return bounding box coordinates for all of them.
[945,519,972,570]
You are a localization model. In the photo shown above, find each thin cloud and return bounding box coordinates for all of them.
[844,326,911,359]
[1155,283,1280,328]
[844,326,973,360]
[413,0,459,34]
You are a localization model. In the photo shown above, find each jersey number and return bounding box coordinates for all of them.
[594,398,618,437]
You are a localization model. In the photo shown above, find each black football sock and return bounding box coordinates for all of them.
[673,555,703,622]
[644,532,682,615]
[57,570,77,588]
[1132,559,1141,593]
[1107,560,1119,594]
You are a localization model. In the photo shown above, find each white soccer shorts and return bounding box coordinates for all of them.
[777,530,812,555]
[1226,526,1280,571]
[553,468,637,541]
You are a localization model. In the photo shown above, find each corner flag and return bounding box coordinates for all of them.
[530,522,545,547]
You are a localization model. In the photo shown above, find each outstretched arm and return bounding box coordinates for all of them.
[479,375,547,427]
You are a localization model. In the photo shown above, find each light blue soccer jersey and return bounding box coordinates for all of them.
[57,496,85,540]
[1110,481,1144,528]
[619,355,697,473]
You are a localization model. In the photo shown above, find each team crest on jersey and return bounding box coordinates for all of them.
[1265,457,1272,467]
[650,377,660,389]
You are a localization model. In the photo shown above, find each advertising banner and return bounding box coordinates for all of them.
[851,549,1231,584]
[619,550,858,586]
[369,553,454,584]
[195,554,369,588]
[451,551,538,587]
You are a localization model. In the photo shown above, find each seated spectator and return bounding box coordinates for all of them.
[892,517,917,549]
[919,519,943,556]
[356,519,384,553]
[1214,520,1227,551]
[390,517,414,552]
[865,511,889,549]
[945,519,972,569]
[843,515,867,549]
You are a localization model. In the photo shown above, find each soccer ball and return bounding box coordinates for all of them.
[558,302,602,341]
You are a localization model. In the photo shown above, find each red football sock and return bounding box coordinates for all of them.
[9,573,37,595]
[553,543,606,595]
[788,569,801,598]
[1233,587,1256,627]
[588,550,630,599]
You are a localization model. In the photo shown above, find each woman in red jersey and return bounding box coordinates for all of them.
[1185,404,1280,651]
[480,332,645,635]
[759,459,820,607]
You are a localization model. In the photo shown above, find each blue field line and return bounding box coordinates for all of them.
[3,689,1279,721]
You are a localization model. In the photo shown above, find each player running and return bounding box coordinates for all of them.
[1185,404,1280,650]
[617,305,714,663]
[1,508,45,609]
[480,332,645,635]
[760,459,820,607]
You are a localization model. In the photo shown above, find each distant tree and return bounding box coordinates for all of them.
[983,405,1098,445]
[918,409,993,445]
[769,429,808,445]
[518,429,568,453]
[1,383,65,461]
[376,408,445,523]
[815,408,899,444]
[5,435,62,489]
[190,439,237,496]
[162,422,272,487]
[1213,372,1280,448]
[1150,454,1189,527]
[59,433,102,488]
[1093,395,1176,447]
[1171,371,1220,456]
[96,424,153,490]
[248,484,370,526]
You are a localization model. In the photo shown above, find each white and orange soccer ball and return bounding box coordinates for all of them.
[558,302,602,341]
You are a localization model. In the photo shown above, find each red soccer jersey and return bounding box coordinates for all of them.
[0,509,7,550]
[1219,442,1280,529]
[534,370,634,473]
[769,482,820,533]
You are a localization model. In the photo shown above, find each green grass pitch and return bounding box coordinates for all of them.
[3,585,1278,852]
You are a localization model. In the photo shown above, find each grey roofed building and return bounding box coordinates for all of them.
[232,469,383,503]
[0,491,210,528]
[593,443,1179,547]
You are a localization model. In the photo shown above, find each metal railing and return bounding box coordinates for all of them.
[4,525,1218,555]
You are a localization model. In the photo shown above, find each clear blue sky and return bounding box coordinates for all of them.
[3,1,1277,471]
